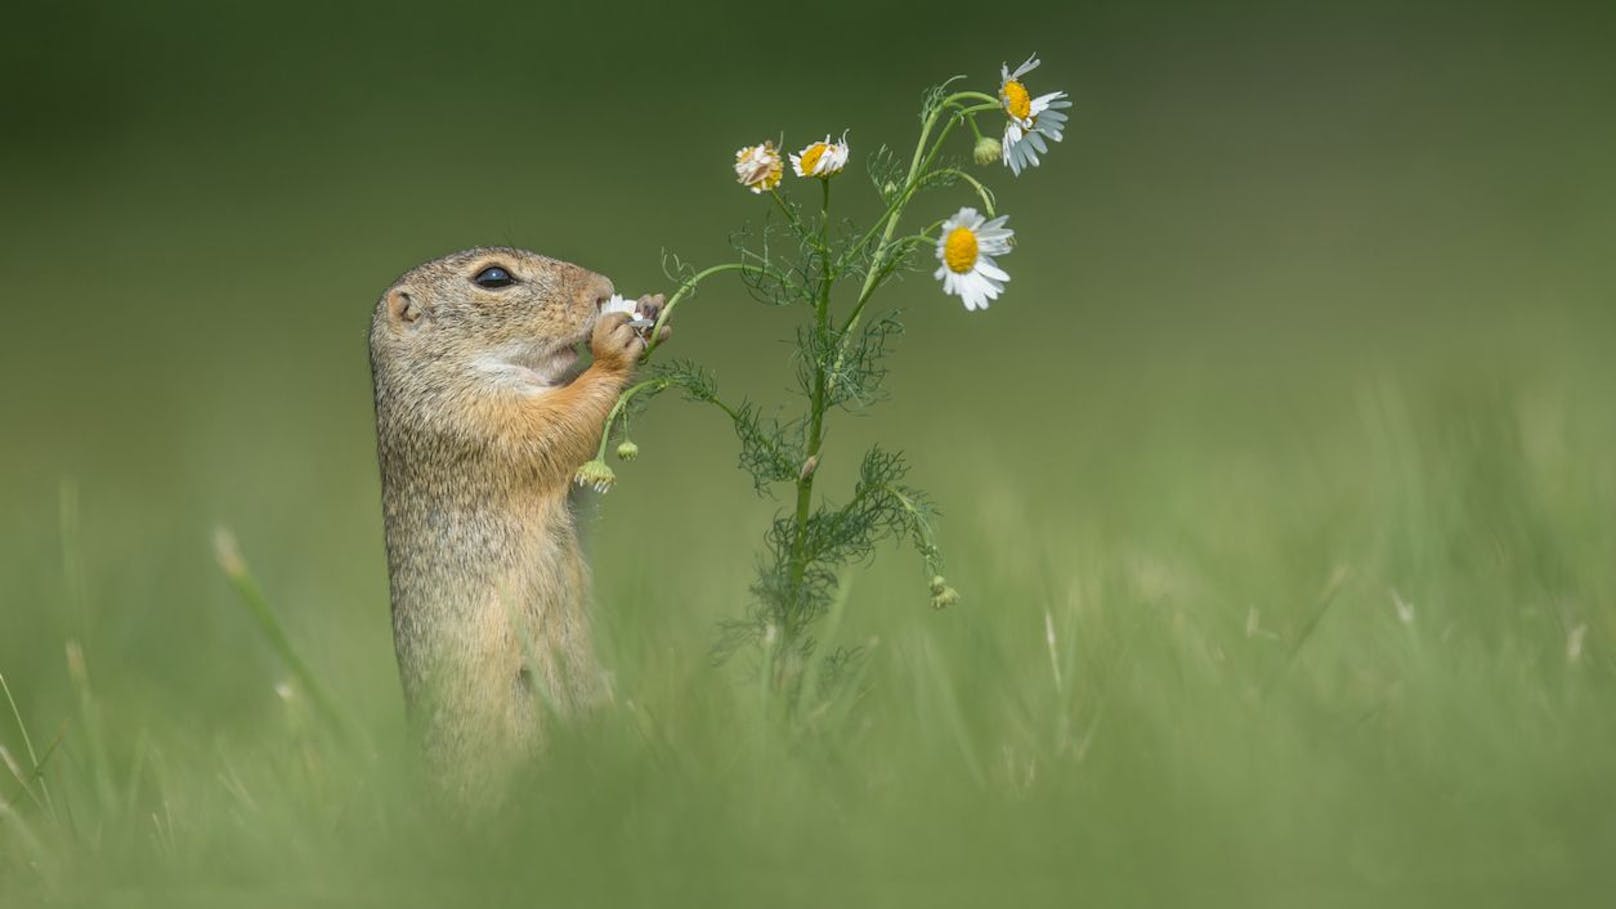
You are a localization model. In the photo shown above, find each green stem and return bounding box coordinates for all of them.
[784,178,835,648]
[840,94,994,338]
[643,262,752,358]
[595,377,676,460]
[936,169,996,215]
[910,104,1000,206]
[965,110,987,143]
[951,90,1001,107]
[597,255,783,458]
[768,189,805,235]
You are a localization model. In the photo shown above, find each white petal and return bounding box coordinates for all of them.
[1038,109,1068,129]
[977,234,1013,257]
[975,257,1010,282]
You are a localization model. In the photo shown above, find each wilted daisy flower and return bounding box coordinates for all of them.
[734,140,784,193]
[574,459,617,493]
[790,132,849,178]
[998,54,1072,176]
[933,206,1012,312]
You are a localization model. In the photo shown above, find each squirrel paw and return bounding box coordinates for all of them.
[634,293,671,345]
[591,312,647,370]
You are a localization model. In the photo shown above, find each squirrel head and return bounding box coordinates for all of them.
[371,246,615,394]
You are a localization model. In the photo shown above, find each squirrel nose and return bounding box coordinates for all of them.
[586,276,616,313]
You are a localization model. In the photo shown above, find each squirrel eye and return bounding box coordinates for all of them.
[472,266,516,289]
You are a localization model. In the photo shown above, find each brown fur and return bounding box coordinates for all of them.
[368,246,653,798]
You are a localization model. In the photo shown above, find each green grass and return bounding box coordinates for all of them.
[3,347,1614,907]
[3,4,1614,902]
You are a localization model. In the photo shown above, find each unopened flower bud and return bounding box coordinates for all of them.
[929,575,959,609]
[616,440,640,461]
[973,136,1003,166]
[573,459,617,494]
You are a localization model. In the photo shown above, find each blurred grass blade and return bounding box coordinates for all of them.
[0,794,47,871]
[0,745,45,813]
[212,527,350,740]
[65,641,118,814]
[0,672,54,816]
[918,636,984,787]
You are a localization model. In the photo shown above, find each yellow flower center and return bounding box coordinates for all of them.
[799,143,827,174]
[943,226,979,274]
[1002,79,1032,120]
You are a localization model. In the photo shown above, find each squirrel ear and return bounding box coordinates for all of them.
[387,288,426,326]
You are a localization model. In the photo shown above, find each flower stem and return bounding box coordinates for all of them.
[937,169,996,215]
[643,262,752,358]
[840,92,988,338]
[783,177,836,654]
[595,376,676,460]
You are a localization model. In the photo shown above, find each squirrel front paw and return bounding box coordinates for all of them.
[592,294,672,371]
[591,312,647,371]
[634,293,672,345]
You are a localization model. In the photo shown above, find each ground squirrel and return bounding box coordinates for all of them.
[368,246,665,796]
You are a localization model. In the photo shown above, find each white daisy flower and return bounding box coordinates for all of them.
[933,207,1013,312]
[790,132,850,178]
[734,140,784,193]
[601,294,657,339]
[601,294,639,317]
[998,54,1072,176]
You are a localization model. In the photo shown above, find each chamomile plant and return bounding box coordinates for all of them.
[577,56,1072,688]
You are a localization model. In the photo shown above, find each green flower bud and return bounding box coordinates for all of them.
[973,135,1003,166]
[929,575,959,609]
[573,459,617,494]
[616,440,640,461]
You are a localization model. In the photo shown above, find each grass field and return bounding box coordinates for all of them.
[4,335,1615,906]
[3,1,1615,904]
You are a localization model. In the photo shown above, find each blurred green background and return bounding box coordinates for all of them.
[2,0,1615,905]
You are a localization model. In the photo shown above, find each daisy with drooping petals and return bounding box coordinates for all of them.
[734,141,784,193]
[933,207,1013,311]
[998,54,1072,176]
[574,458,617,493]
[790,132,850,178]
